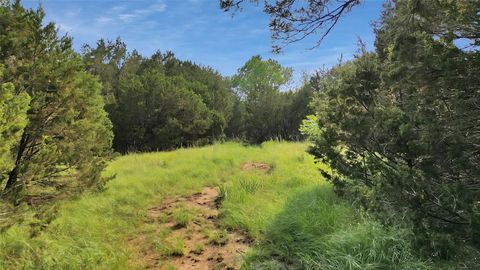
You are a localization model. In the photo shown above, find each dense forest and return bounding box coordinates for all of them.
[1,0,479,269]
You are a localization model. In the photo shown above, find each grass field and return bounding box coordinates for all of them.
[0,142,432,269]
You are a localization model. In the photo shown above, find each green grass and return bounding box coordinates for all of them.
[0,141,434,269]
[171,204,192,228]
[192,243,204,255]
[156,237,184,257]
[208,229,229,246]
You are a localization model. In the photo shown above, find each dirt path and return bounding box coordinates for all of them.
[129,187,250,269]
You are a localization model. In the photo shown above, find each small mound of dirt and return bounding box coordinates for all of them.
[129,187,251,270]
[241,161,271,172]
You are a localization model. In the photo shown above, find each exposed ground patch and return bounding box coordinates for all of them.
[129,187,250,269]
[241,161,271,172]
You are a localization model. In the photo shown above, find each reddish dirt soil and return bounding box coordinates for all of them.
[129,187,250,270]
[241,161,271,172]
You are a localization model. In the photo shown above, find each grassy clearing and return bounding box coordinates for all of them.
[0,141,432,269]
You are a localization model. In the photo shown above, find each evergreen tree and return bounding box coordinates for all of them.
[0,2,113,200]
[83,44,235,152]
[113,70,213,152]
[306,0,480,256]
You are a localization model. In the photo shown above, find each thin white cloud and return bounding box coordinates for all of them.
[118,13,138,22]
[96,16,113,24]
[65,7,82,18]
[99,0,167,24]
[57,23,73,32]
[150,2,167,12]
[111,5,127,12]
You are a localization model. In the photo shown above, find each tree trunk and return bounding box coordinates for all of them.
[4,166,19,192]
[3,132,29,195]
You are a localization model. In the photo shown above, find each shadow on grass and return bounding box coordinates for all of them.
[243,185,431,270]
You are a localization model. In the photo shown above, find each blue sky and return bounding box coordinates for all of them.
[22,0,384,84]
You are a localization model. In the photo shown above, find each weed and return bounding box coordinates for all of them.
[172,206,192,228]
[201,226,213,239]
[157,237,185,257]
[209,229,229,246]
[192,243,204,255]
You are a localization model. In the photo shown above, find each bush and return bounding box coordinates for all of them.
[305,0,480,260]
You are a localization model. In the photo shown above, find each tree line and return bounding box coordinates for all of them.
[82,41,313,151]
[0,1,313,202]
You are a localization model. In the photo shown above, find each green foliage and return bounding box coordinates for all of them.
[299,115,320,139]
[0,2,112,200]
[83,43,312,149]
[112,70,213,151]
[157,237,185,257]
[83,42,234,152]
[231,55,292,96]
[82,40,311,150]
[230,56,313,143]
[0,65,30,185]
[306,0,480,260]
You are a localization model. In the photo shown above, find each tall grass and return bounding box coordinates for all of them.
[0,142,433,269]
[218,142,432,269]
[0,142,278,268]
